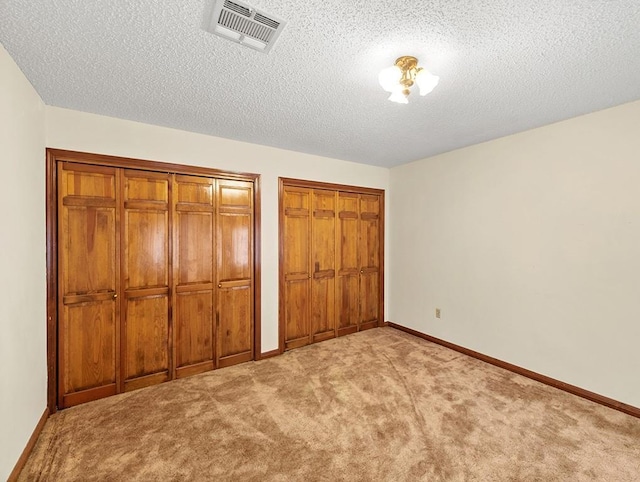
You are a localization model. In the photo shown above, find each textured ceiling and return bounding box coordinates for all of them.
[1,1,640,167]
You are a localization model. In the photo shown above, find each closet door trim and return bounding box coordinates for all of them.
[279,177,384,196]
[46,149,262,413]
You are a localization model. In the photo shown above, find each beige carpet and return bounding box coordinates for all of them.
[21,327,640,481]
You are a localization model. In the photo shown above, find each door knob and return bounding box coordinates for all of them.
[113,293,118,299]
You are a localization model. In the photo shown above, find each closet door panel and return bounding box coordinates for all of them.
[174,175,215,377]
[282,187,311,349]
[58,163,118,408]
[218,214,251,281]
[122,170,170,390]
[123,294,169,389]
[284,279,310,346]
[220,180,252,207]
[359,195,381,269]
[359,275,379,329]
[64,207,116,293]
[336,193,359,336]
[175,291,214,372]
[337,276,359,332]
[337,194,359,270]
[311,279,334,340]
[63,301,116,393]
[217,181,252,282]
[285,216,310,274]
[217,180,253,366]
[311,190,336,341]
[177,213,213,284]
[218,285,252,367]
[125,211,169,288]
[283,188,311,275]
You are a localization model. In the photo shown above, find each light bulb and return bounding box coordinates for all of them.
[415,69,440,96]
[378,66,402,93]
[388,88,408,104]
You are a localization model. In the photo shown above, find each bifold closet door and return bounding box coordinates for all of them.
[121,170,171,391]
[358,194,381,330]
[336,192,360,336]
[336,192,381,334]
[173,175,216,378]
[58,163,119,408]
[216,180,254,367]
[282,187,337,347]
[281,182,383,350]
[282,186,312,350]
[311,189,336,342]
[56,153,256,408]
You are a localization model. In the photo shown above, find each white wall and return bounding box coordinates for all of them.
[0,45,47,479]
[390,100,640,408]
[45,107,390,353]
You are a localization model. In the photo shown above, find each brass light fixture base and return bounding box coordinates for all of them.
[395,56,419,71]
[395,56,422,92]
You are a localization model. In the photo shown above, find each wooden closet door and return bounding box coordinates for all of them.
[311,189,336,342]
[216,179,254,368]
[173,175,216,378]
[282,186,312,350]
[58,162,119,408]
[121,170,171,391]
[336,192,360,336]
[359,194,381,330]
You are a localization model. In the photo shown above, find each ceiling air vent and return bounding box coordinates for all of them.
[207,0,286,53]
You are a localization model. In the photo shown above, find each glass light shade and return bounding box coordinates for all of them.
[388,89,409,104]
[378,66,402,93]
[415,69,440,96]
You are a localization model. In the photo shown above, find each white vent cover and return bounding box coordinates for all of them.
[207,0,286,53]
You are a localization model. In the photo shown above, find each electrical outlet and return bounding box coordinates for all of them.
[435,308,441,319]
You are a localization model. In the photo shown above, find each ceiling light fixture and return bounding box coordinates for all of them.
[378,56,439,104]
